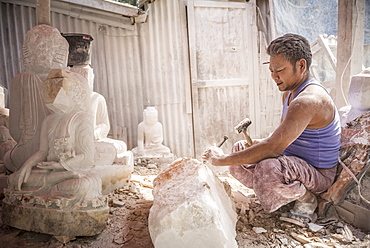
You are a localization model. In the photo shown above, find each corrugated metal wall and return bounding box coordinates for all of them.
[0,0,281,159]
[0,0,193,157]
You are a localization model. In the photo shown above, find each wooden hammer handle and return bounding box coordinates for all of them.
[242,131,253,147]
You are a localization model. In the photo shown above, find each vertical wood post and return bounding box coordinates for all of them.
[335,0,365,108]
[36,0,50,25]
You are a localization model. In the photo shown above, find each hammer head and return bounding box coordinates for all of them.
[234,118,252,133]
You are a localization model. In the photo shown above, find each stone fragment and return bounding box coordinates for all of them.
[112,200,125,207]
[307,223,324,232]
[252,227,267,234]
[148,158,237,248]
[290,232,311,244]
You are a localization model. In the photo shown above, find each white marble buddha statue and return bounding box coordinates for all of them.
[339,68,370,126]
[70,65,133,165]
[133,106,171,157]
[4,24,69,172]
[5,69,106,209]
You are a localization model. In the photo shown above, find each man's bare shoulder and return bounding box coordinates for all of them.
[293,84,330,105]
[292,84,335,128]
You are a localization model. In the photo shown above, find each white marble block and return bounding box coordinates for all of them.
[149,158,238,248]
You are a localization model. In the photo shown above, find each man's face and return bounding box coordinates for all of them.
[269,54,305,92]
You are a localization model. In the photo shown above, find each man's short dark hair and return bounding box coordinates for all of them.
[267,33,312,70]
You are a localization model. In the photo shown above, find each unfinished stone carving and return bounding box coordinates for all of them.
[149,158,238,248]
[339,68,370,126]
[132,106,174,161]
[4,24,68,172]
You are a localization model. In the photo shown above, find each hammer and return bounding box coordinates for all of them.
[234,118,253,147]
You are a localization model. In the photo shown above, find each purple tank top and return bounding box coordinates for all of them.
[282,78,341,168]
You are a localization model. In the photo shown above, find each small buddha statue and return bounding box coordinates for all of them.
[339,68,370,126]
[132,107,172,158]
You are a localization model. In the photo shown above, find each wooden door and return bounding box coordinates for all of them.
[187,0,259,159]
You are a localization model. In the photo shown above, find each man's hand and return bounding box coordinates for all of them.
[201,145,226,166]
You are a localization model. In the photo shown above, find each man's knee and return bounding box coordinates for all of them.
[229,164,245,178]
[254,158,283,181]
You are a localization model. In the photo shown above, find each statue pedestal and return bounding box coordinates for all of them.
[1,163,134,237]
[96,163,134,195]
[2,201,109,236]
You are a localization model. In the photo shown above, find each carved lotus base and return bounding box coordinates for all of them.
[2,202,109,237]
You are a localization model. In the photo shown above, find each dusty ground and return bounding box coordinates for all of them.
[0,160,369,248]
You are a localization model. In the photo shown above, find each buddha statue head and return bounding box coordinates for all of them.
[23,25,69,75]
[144,107,158,125]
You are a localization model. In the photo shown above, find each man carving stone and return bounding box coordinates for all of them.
[202,34,341,224]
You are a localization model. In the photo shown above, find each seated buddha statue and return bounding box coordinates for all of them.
[132,106,172,159]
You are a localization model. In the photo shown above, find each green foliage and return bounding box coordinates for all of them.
[112,0,137,7]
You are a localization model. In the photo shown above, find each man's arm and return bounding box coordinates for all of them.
[204,94,320,166]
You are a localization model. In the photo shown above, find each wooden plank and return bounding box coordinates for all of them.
[336,200,370,232]
[187,0,198,155]
[248,5,260,138]
[187,0,198,86]
[335,0,365,108]
[194,0,246,9]
[317,34,337,70]
[36,0,50,25]
[59,0,139,17]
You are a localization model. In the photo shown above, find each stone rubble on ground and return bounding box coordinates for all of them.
[0,159,369,247]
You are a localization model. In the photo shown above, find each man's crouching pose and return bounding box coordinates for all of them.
[202,33,341,224]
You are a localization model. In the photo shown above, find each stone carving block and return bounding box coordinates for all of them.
[149,158,238,248]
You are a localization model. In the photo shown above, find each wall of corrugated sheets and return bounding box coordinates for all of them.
[0,0,194,158]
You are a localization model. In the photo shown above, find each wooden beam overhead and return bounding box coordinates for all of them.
[36,0,51,25]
